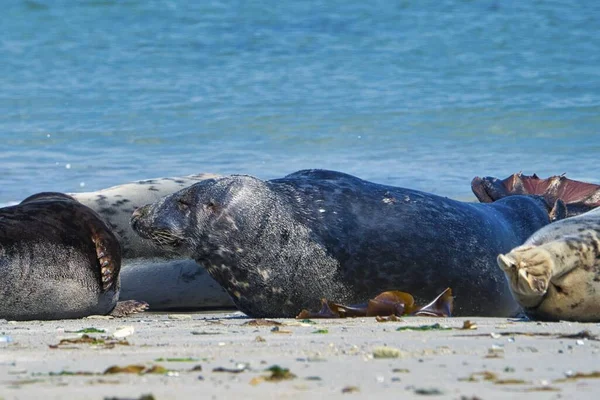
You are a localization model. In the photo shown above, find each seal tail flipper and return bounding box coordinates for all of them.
[109,300,149,317]
[471,176,510,203]
[472,173,600,216]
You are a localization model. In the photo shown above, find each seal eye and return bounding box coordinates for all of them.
[206,201,217,212]
[177,198,191,210]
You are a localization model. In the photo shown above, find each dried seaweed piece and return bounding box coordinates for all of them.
[366,291,414,316]
[296,288,453,319]
[341,386,360,393]
[461,320,477,330]
[104,395,156,400]
[49,334,130,349]
[213,364,249,374]
[297,299,342,319]
[270,326,292,334]
[457,330,599,341]
[264,365,296,382]
[494,379,527,385]
[376,315,402,322]
[459,371,497,382]
[471,173,600,217]
[413,288,453,317]
[66,328,106,334]
[557,330,597,340]
[103,365,168,375]
[554,371,600,383]
[48,370,95,376]
[243,319,282,326]
[414,387,444,395]
[396,323,451,332]
[103,365,146,374]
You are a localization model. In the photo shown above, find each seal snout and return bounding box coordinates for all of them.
[130,205,152,238]
[131,205,149,220]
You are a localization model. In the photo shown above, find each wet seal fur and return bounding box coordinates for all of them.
[70,174,234,310]
[498,207,600,322]
[131,169,565,318]
[0,192,146,320]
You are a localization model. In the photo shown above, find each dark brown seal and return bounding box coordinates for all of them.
[0,192,147,320]
[131,169,565,318]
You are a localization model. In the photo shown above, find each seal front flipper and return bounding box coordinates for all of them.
[109,300,149,317]
[497,247,553,309]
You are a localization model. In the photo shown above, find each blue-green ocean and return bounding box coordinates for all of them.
[2,0,599,204]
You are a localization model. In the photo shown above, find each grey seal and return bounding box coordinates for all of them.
[69,174,234,310]
[498,207,600,322]
[0,192,147,320]
[131,169,564,318]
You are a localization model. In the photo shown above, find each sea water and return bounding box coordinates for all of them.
[2,0,599,205]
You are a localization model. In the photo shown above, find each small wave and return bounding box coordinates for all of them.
[0,201,19,208]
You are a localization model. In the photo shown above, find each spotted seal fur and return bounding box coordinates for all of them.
[131,169,565,318]
[69,174,234,310]
[0,192,147,320]
[498,208,600,322]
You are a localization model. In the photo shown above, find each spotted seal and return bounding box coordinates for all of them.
[69,174,235,310]
[0,192,147,320]
[497,207,600,322]
[131,169,565,318]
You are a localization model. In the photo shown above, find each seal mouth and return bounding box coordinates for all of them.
[146,228,185,248]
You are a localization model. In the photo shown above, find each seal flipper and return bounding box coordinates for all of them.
[471,176,511,203]
[548,199,567,222]
[109,300,149,317]
[91,229,119,291]
[472,173,600,217]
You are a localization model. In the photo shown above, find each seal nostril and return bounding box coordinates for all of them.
[131,207,146,219]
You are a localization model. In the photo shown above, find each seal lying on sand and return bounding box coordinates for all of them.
[472,173,600,217]
[131,169,565,318]
[69,174,234,310]
[0,193,147,320]
[498,208,600,322]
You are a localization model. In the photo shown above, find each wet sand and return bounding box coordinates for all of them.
[1,313,599,399]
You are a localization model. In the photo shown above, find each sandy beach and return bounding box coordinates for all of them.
[1,312,599,399]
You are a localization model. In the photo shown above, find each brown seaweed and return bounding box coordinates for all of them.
[457,329,599,341]
[296,288,453,319]
[413,288,453,317]
[471,173,600,217]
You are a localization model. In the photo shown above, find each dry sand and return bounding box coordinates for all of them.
[1,312,599,399]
